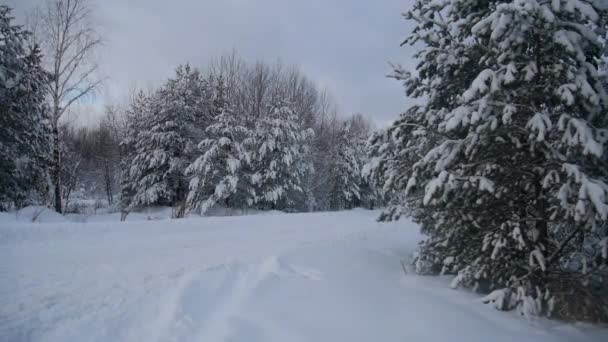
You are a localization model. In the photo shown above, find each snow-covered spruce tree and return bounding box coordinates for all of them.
[346,114,380,210]
[372,0,608,320]
[251,103,314,210]
[158,64,211,217]
[124,92,184,215]
[120,65,210,218]
[0,6,51,209]
[185,79,252,214]
[118,91,150,220]
[329,122,362,210]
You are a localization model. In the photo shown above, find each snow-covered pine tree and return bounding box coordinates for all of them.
[118,90,150,220]
[251,103,314,210]
[185,78,252,214]
[126,90,179,211]
[158,64,211,217]
[329,122,362,210]
[0,6,51,209]
[371,0,608,320]
[120,65,210,218]
[347,114,380,210]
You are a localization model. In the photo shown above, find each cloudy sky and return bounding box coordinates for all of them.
[8,0,417,126]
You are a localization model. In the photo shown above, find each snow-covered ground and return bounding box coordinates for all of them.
[1,209,607,342]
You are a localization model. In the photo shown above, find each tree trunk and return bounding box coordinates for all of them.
[104,163,113,205]
[53,124,62,213]
[535,180,548,244]
[63,182,73,215]
[62,159,81,215]
[172,177,187,218]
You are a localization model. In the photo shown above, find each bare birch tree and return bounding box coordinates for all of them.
[29,0,103,213]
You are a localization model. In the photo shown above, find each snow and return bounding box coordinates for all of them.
[463,69,494,102]
[424,170,449,205]
[1,210,607,342]
[559,116,604,157]
[482,288,513,311]
[7,206,68,223]
[526,112,552,142]
[444,105,472,130]
[530,248,547,272]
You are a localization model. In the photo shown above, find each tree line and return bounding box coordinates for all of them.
[0,3,380,216]
[118,59,379,219]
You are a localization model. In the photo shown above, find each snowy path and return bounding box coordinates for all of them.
[1,210,606,342]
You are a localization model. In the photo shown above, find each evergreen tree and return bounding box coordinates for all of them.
[158,64,211,217]
[345,114,380,210]
[329,122,362,210]
[118,91,150,219]
[124,90,179,210]
[370,0,608,320]
[0,6,51,209]
[251,103,314,210]
[185,88,252,214]
[120,65,210,218]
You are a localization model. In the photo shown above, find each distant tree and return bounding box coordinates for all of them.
[250,103,314,210]
[0,5,51,210]
[307,105,341,211]
[124,91,181,212]
[58,125,83,213]
[329,122,362,210]
[185,79,252,214]
[53,112,121,213]
[96,106,122,206]
[120,65,210,218]
[118,91,151,220]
